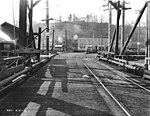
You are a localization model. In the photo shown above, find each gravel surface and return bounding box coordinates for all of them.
[0,53,114,116]
[84,53,150,116]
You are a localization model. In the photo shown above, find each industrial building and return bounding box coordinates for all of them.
[77,37,108,51]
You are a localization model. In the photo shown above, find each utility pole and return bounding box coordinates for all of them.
[147,2,150,70]
[121,0,130,52]
[135,10,141,55]
[121,0,125,51]
[108,1,112,52]
[38,27,42,50]
[51,26,55,52]
[115,0,120,55]
[92,30,95,49]
[19,0,27,47]
[102,0,113,52]
[37,27,41,61]
[115,0,130,55]
[46,0,49,55]
[65,29,67,51]
[28,0,34,48]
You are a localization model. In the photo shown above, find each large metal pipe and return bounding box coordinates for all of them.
[0,67,31,88]
[4,56,25,62]
[0,74,27,94]
[0,54,55,89]
[98,56,150,78]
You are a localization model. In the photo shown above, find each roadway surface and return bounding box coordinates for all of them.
[0,52,150,116]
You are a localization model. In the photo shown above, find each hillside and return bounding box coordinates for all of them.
[33,21,146,49]
[54,21,111,38]
[33,21,114,39]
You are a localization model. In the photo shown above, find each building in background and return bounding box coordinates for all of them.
[78,37,108,51]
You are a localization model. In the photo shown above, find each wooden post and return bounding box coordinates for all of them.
[65,29,67,51]
[0,43,6,73]
[108,1,112,52]
[37,27,41,61]
[19,0,27,47]
[146,2,150,70]
[121,0,125,51]
[38,27,41,50]
[28,0,34,48]
[115,1,120,55]
[51,27,55,52]
[46,0,49,55]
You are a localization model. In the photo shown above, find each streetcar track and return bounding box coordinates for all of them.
[91,59,150,93]
[54,53,150,116]
[83,55,150,92]
[80,56,132,116]
[80,54,150,115]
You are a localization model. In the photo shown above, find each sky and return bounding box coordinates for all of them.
[0,0,148,25]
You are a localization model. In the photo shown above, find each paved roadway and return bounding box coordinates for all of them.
[0,53,113,116]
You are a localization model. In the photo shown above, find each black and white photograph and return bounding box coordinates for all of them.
[0,0,150,116]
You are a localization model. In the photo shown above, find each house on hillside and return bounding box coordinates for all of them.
[78,37,108,51]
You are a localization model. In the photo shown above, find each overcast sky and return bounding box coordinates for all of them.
[0,0,148,25]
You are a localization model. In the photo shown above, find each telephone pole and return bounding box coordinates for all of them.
[121,0,130,51]
[46,0,49,55]
[65,29,67,51]
[121,0,125,50]
[102,0,112,52]
[135,10,141,55]
[51,26,55,53]
[108,1,112,52]
[115,0,120,55]
[19,0,27,47]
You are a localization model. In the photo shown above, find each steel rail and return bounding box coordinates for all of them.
[96,60,150,93]
[80,58,131,116]
[98,56,150,78]
[97,56,150,93]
